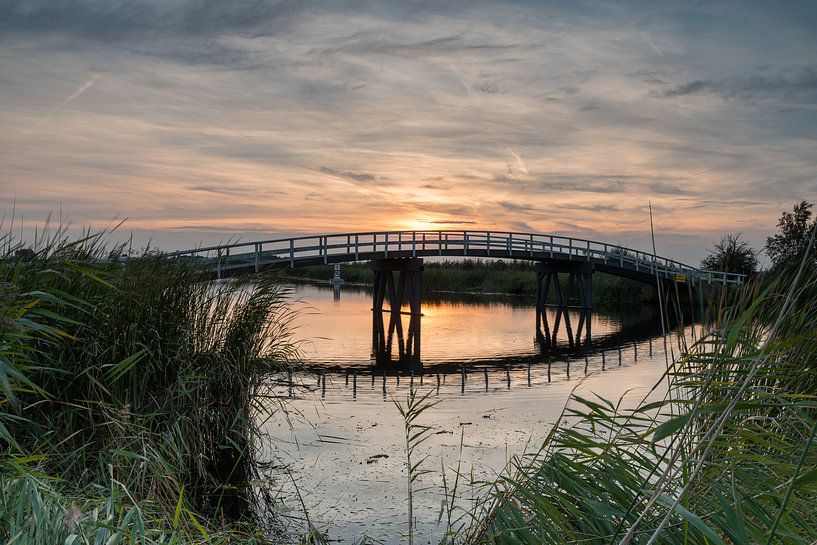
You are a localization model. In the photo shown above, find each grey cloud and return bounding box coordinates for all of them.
[555,203,621,214]
[115,41,262,69]
[631,70,669,85]
[552,221,594,234]
[728,66,817,99]
[683,199,772,209]
[427,219,477,225]
[657,80,713,98]
[534,177,626,194]
[506,221,535,232]
[320,166,377,183]
[188,184,283,196]
[0,0,305,40]
[654,67,817,101]
[0,0,307,69]
[165,223,285,233]
[497,201,539,213]
[474,82,503,94]
[311,32,525,58]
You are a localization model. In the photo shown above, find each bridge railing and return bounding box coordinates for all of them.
[166,230,745,286]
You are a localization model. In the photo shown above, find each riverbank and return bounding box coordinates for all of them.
[282,260,657,305]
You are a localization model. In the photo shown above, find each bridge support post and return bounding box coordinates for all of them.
[371,258,423,367]
[535,261,593,350]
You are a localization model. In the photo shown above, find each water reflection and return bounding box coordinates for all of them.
[267,282,702,544]
[289,281,693,374]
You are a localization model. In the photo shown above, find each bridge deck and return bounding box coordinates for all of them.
[166,230,745,286]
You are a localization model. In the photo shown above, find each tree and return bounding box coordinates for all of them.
[765,201,817,271]
[701,233,758,276]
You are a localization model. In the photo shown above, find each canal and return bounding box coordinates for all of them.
[260,283,694,543]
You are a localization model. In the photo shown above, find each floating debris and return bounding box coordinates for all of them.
[365,454,390,464]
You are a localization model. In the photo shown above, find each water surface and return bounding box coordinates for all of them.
[261,283,691,543]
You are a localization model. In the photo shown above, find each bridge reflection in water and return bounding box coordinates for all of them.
[269,278,705,401]
[368,297,680,372]
[279,319,700,402]
[366,256,681,371]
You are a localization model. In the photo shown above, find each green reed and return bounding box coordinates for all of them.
[469,256,817,543]
[1,225,297,543]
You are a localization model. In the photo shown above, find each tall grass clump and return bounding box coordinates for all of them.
[0,226,296,543]
[470,255,817,543]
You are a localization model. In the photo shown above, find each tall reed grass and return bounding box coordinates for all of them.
[1,226,297,543]
[468,258,817,543]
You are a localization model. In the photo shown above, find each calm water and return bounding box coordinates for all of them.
[260,283,694,543]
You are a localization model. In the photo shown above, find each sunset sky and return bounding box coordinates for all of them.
[2,0,816,264]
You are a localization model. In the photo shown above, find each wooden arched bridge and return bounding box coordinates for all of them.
[168,230,743,366]
[166,230,744,286]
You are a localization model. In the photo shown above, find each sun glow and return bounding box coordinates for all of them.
[399,219,435,232]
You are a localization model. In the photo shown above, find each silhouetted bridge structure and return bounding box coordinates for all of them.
[168,230,744,366]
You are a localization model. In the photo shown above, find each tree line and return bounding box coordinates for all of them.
[701,200,816,276]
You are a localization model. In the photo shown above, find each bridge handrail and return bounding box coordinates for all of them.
[165,230,745,285]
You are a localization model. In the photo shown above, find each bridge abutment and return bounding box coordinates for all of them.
[535,261,593,349]
[371,258,423,366]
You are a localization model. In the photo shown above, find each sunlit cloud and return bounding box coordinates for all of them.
[1,0,815,263]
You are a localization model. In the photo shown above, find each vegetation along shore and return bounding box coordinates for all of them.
[2,200,816,544]
[283,260,657,305]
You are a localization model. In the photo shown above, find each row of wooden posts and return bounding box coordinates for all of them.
[277,328,699,400]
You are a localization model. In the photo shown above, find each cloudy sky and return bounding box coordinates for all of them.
[1,0,816,264]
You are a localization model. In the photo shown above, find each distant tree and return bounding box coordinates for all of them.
[765,201,817,271]
[701,233,758,276]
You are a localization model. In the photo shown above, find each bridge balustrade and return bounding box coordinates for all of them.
[166,230,744,286]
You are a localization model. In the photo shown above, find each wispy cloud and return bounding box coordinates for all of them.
[29,74,99,132]
[1,0,815,263]
[319,166,378,183]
